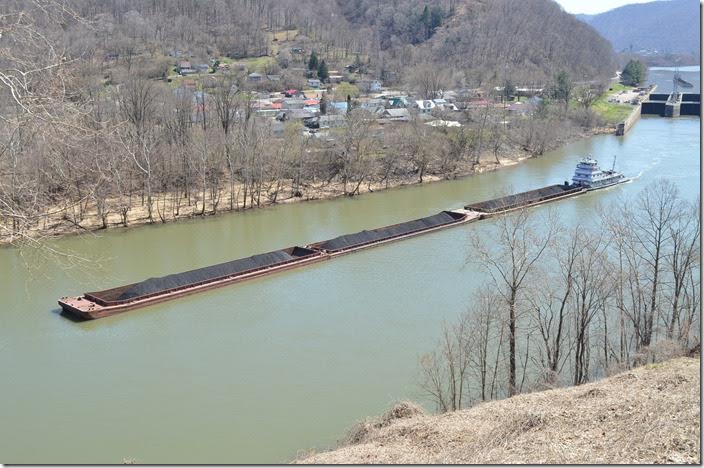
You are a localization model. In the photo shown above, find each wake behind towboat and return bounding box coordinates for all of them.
[58,157,628,320]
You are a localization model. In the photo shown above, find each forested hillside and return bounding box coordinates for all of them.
[338,0,617,84]
[578,0,700,57]
[11,0,617,87]
[0,0,618,249]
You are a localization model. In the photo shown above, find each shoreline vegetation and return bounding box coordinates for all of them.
[0,125,612,247]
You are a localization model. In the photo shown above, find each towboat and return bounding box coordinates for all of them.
[571,156,628,190]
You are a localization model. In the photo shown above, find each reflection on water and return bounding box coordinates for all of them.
[0,115,699,463]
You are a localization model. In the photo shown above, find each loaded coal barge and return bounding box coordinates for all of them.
[59,210,479,319]
[59,157,627,320]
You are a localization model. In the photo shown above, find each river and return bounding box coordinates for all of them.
[0,74,699,463]
[647,65,701,92]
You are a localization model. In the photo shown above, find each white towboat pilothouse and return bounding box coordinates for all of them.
[571,156,628,190]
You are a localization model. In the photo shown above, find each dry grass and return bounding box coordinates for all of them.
[297,357,700,464]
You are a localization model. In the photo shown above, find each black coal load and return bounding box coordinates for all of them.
[88,247,317,304]
[314,211,464,252]
[465,184,581,213]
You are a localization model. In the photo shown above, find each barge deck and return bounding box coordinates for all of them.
[464,184,584,217]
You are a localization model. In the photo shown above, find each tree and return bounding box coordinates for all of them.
[550,71,573,109]
[319,93,327,115]
[621,59,646,86]
[502,78,516,102]
[470,208,558,396]
[575,84,603,109]
[307,50,319,71]
[334,82,360,101]
[119,78,159,223]
[317,59,329,82]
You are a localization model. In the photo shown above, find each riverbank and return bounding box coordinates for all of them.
[297,356,700,464]
[0,127,611,246]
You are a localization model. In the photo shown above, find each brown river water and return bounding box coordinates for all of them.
[0,68,699,463]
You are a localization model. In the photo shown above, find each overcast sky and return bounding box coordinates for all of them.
[555,0,662,15]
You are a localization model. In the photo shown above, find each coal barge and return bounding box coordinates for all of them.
[59,158,627,320]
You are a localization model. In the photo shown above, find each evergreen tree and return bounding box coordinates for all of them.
[621,59,646,86]
[550,70,573,108]
[308,50,318,71]
[502,78,516,102]
[317,59,329,82]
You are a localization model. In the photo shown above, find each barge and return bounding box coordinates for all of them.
[59,246,326,319]
[464,183,584,217]
[58,157,627,320]
[308,210,479,256]
[59,210,479,319]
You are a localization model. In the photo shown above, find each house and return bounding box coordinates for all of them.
[387,96,409,108]
[515,87,544,97]
[248,72,263,82]
[291,47,304,54]
[195,63,210,73]
[256,108,281,118]
[267,75,281,82]
[304,114,347,129]
[178,60,197,76]
[359,79,382,93]
[319,114,347,128]
[414,100,436,113]
[381,108,410,122]
[303,90,325,99]
[432,99,459,111]
[328,75,344,84]
[284,89,300,98]
[282,99,306,109]
[360,98,385,114]
[275,109,316,121]
[426,120,461,127]
[307,78,321,88]
[330,101,349,114]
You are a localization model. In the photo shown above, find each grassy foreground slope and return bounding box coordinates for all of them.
[298,357,700,464]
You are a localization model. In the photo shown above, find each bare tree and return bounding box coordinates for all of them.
[119,78,159,223]
[471,208,558,395]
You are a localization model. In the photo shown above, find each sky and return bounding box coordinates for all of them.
[554,0,664,15]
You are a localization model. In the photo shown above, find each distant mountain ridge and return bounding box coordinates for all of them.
[577,0,700,56]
